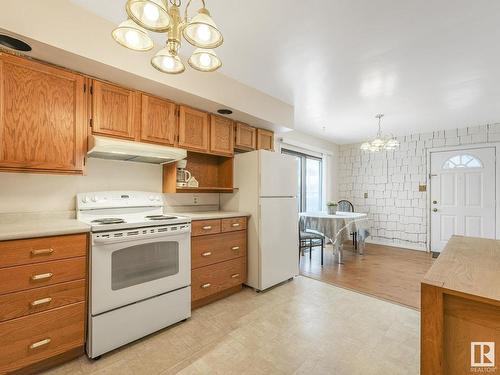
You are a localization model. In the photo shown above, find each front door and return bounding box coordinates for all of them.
[430,147,496,252]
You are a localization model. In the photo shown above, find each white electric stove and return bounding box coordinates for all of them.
[77,191,192,358]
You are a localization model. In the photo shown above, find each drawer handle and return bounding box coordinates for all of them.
[231,223,240,227]
[31,248,54,256]
[31,273,53,282]
[30,297,52,307]
[201,251,212,257]
[202,226,212,230]
[231,246,240,251]
[29,338,51,350]
[231,273,240,278]
[201,283,211,289]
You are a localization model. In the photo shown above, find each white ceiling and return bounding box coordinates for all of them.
[73,0,500,144]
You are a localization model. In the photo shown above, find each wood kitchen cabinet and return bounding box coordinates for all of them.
[191,217,247,308]
[256,128,274,151]
[0,53,86,174]
[0,233,87,374]
[91,80,138,140]
[234,122,256,151]
[178,106,209,153]
[210,115,234,156]
[140,94,177,146]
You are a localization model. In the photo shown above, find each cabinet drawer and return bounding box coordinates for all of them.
[192,231,246,269]
[0,280,85,322]
[0,234,87,268]
[191,219,221,236]
[0,302,85,374]
[0,257,86,295]
[192,257,246,301]
[221,217,247,232]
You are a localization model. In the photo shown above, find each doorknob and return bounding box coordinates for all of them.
[432,200,437,204]
[433,208,438,212]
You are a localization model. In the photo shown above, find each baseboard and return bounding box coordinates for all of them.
[365,238,428,252]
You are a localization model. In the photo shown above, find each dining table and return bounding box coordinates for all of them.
[299,211,368,264]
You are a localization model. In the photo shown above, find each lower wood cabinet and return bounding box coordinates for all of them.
[0,233,87,374]
[191,217,247,308]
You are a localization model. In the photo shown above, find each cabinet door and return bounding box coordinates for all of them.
[178,106,209,153]
[209,115,234,156]
[140,94,177,146]
[257,129,274,151]
[0,53,86,174]
[234,122,256,151]
[91,80,137,140]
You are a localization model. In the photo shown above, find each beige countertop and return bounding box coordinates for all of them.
[0,212,90,241]
[176,211,251,221]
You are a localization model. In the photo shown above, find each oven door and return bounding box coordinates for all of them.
[91,227,191,315]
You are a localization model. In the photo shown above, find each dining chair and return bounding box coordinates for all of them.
[337,199,357,250]
[298,221,324,265]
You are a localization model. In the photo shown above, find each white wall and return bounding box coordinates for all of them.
[275,130,339,205]
[338,123,500,250]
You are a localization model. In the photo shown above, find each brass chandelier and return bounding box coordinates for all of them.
[360,114,400,152]
[112,0,223,74]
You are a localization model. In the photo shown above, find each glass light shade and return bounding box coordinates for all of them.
[151,48,185,74]
[183,9,223,49]
[360,142,371,151]
[112,19,154,51]
[371,138,385,147]
[188,48,222,72]
[126,0,170,32]
[384,138,400,150]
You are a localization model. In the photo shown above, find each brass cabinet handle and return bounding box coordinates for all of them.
[202,226,212,230]
[201,283,211,289]
[231,223,240,227]
[30,297,52,307]
[29,338,51,350]
[31,248,54,256]
[201,251,212,257]
[231,246,240,251]
[31,273,53,281]
[231,273,240,278]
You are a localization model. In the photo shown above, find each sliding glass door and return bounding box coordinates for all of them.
[282,149,323,212]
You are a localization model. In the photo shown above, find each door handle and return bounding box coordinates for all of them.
[31,273,53,282]
[202,226,212,230]
[231,273,240,278]
[29,338,51,350]
[433,208,438,212]
[201,251,212,257]
[201,283,211,289]
[231,223,240,227]
[30,297,53,307]
[231,246,240,251]
[31,248,54,256]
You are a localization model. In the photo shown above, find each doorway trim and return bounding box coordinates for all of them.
[426,143,500,251]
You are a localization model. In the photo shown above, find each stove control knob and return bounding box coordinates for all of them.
[156,196,162,202]
[82,196,90,203]
[91,196,98,202]
[148,196,155,201]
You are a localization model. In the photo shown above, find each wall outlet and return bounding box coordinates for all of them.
[364,192,368,199]
[193,196,199,205]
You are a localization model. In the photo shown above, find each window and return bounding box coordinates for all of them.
[443,154,483,169]
[282,148,323,212]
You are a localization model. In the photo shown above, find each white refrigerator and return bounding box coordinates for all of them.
[221,150,299,291]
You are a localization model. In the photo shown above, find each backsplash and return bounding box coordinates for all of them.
[0,158,219,214]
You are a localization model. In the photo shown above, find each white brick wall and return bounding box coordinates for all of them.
[338,123,500,250]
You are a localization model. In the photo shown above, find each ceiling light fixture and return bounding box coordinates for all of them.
[360,114,399,152]
[112,0,223,74]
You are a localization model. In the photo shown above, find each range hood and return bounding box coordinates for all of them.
[87,136,187,164]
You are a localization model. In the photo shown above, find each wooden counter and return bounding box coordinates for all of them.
[421,235,500,375]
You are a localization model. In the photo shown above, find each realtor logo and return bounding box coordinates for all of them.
[471,342,495,368]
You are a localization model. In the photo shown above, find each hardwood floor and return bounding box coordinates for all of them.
[299,242,434,310]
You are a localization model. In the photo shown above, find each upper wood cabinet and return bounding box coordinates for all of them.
[91,80,138,140]
[140,94,177,146]
[210,115,234,156]
[178,106,209,153]
[0,53,86,174]
[234,122,256,151]
[257,129,275,151]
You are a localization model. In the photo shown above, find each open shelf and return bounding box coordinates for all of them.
[163,152,234,194]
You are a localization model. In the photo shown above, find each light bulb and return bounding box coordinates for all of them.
[124,30,140,47]
[143,3,160,22]
[162,56,175,70]
[199,53,211,67]
[196,24,211,42]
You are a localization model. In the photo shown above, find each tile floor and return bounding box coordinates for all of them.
[43,276,420,375]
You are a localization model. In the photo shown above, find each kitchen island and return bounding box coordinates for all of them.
[421,235,500,375]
